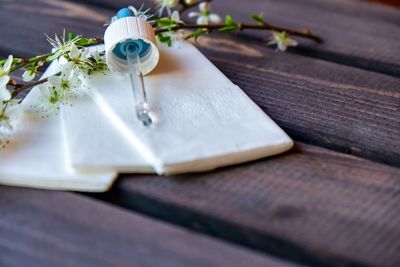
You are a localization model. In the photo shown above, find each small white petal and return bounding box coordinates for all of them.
[0,75,10,88]
[199,2,209,12]
[48,76,61,87]
[0,88,11,101]
[285,38,298,47]
[3,55,13,73]
[22,70,35,82]
[188,11,199,18]
[69,44,80,59]
[277,43,287,51]
[171,10,180,22]
[38,84,50,97]
[209,14,222,24]
[271,31,280,38]
[61,62,73,77]
[197,16,208,25]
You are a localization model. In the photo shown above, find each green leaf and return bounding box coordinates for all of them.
[155,18,176,27]
[157,34,172,47]
[225,15,236,26]
[219,26,238,32]
[0,57,22,65]
[250,13,264,24]
[75,37,101,47]
[67,32,75,41]
[223,15,239,31]
[184,29,207,42]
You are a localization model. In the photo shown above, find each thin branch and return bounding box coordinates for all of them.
[156,22,323,43]
[11,75,53,98]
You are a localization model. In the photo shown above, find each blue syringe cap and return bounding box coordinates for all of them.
[104,7,159,75]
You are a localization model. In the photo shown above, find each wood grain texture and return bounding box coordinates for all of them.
[102,143,400,267]
[71,0,400,76]
[0,0,111,57]
[0,187,297,267]
[197,37,400,166]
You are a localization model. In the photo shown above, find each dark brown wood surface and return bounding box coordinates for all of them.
[0,0,399,267]
[0,187,296,267]
[108,143,400,267]
[70,0,400,76]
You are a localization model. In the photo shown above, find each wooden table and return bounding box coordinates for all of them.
[0,0,399,266]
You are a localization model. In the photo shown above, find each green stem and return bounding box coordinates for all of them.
[9,53,52,73]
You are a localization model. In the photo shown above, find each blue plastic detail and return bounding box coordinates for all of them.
[113,39,151,59]
[116,8,134,19]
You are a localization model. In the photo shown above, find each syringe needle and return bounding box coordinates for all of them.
[126,43,152,127]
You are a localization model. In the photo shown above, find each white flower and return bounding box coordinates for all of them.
[161,11,185,46]
[46,31,82,61]
[268,31,298,51]
[68,44,91,69]
[0,75,11,106]
[0,55,13,77]
[69,44,89,61]
[38,83,62,115]
[154,0,179,16]
[188,2,221,25]
[0,101,22,134]
[38,62,82,113]
[48,62,82,103]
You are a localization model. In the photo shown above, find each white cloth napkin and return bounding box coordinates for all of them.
[0,63,117,192]
[62,42,293,175]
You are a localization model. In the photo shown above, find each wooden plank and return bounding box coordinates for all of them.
[102,143,400,267]
[210,0,400,77]
[1,0,399,165]
[0,0,111,57]
[71,0,400,76]
[0,187,298,267]
[196,36,400,166]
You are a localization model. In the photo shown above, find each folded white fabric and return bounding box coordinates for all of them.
[0,63,117,192]
[62,42,293,175]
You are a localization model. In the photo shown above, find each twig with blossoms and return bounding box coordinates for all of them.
[155,12,322,49]
[0,32,105,135]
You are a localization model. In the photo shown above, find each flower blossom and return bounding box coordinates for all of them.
[154,0,179,16]
[268,31,298,51]
[188,2,221,25]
